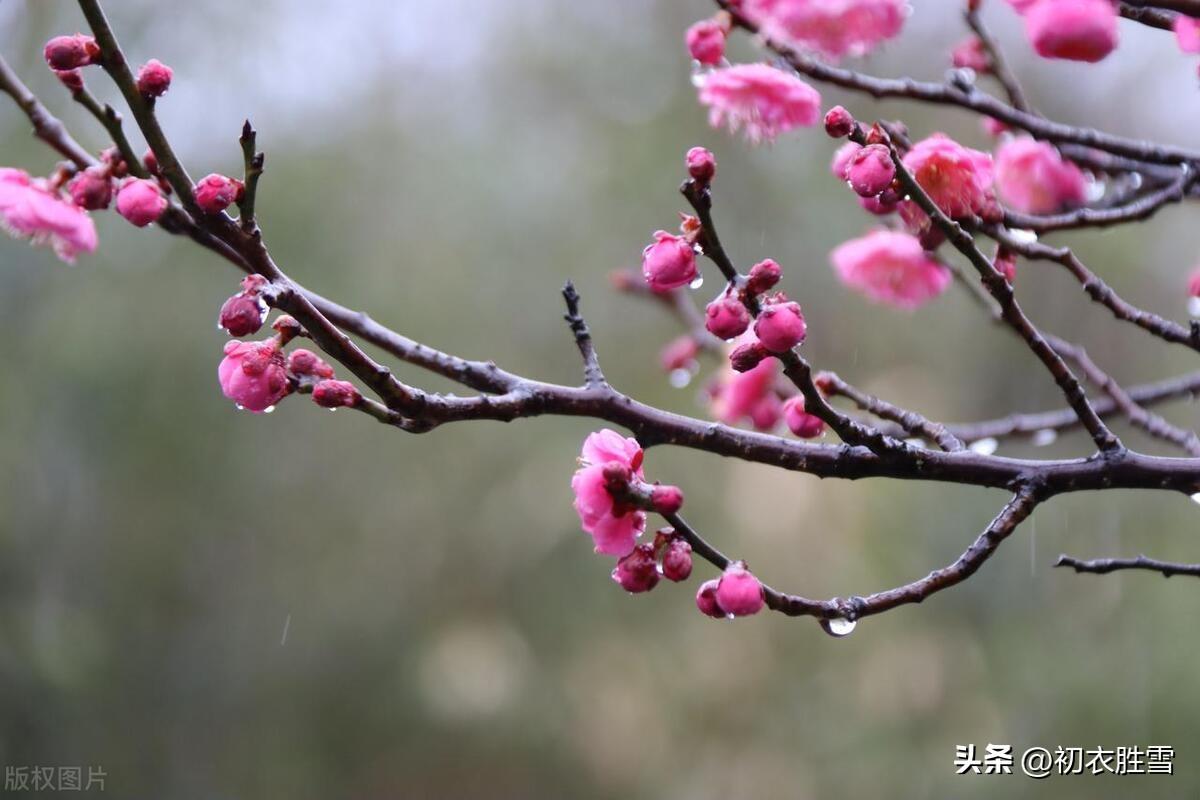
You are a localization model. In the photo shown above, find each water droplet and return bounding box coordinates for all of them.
[669,368,692,389]
[1085,179,1106,203]
[969,437,999,455]
[263,405,275,414]
[904,437,925,448]
[234,403,245,411]
[1032,428,1057,447]
[689,274,705,290]
[1007,228,1039,245]
[1190,492,1200,506]
[1187,296,1200,318]
[819,617,857,637]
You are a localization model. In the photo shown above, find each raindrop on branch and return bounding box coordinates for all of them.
[819,616,857,637]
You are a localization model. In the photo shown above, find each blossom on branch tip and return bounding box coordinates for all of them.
[686,19,727,66]
[686,146,717,183]
[715,561,765,617]
[0,168,98,263]
[312,379,361,409]
[612,543,660,593]
[219,275,271,338]
[697,64,821,144]
[831,229,951,309]
[193,174,244,215]
[572,430,647,557]
[1021,0,1118,63]
[995,136,1087,214]
[136,59,173,99]
[705,292,751,339]
[784,395,825,438]
[901,134,995,220]
[753,294,807,352]
[742,0,907,61]
[115,178,167,227]
[43,35,99,71]
[642,230,698,291]
[217,338,290,412]
[66,166,113,211]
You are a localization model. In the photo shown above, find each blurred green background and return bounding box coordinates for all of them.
[3,1,1200,797]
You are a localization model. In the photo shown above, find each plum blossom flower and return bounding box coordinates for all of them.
[642,230,698,291]
[710,339,782,430]
[742,0,907,61]
[686,19,727,66]
[0,168,98,263]
[571,429,647,558]
[697,64,821,144]
[831,229,951,309]
[217,338,290,412]
[994,136,1088,214]
[901,134,995,219]
[1021,0,1118,63]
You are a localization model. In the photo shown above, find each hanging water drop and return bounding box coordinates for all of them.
[669,368,692,389]
[263,405,275,414]
[1187,296,1200,318]
[1032,428,1057,447]
[1191,492,1200,506]
[969,437,998,455]
[819,616,857,637]
[689,274,705,290]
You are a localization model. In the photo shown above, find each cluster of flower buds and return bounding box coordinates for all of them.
[611,528,695,593]
[695,561,765,618]
[215,284,360,414]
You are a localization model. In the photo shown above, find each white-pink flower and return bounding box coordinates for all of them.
[571,429,647,558]
[0,168,98,263]
[697,63,821,144]
[831,229,951,309]
[994,136,1088,214]
[743,0,907,61]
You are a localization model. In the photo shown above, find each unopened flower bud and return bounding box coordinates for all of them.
[651,484,684,516]
[271,315,303,343]
[115,178,166,227]
[44,34,99,71]
[695,579,724,618]
[783,396,825,438]
[746,258,782,294]
[193,173,244,215]
[715,561,764,617]
[612,543,660,593]
[67,166,113,210]
[729,340,768,372]
[994,247,1017,283]
[142,149,159,175]
[287,348,335,379]
[661,539,693,582]
[824,105,854,138]
[754,295,807,353]
[136,59,173,99]
[685,146,717,183]
[705,293,751,339]
[218,293,267,337]
[312,379,361,409]
[642,230,698,291]
[846,144,896,197]
[685,19,726,66]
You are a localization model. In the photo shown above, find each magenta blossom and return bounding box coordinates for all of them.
[831,229,951,309]
[1022,0,1118,63]
[697,63,821,144]
[902,134,995,220]
[571,429,647,558]
[217,338,290,412]
[1177,14,1200,53]
[642,230,698,291]
[0,168,98,263]
[742,0,907,61]
[686,19,727,66]
[994,136,1087,215]
[845,143,895,197]
[710,338,782,430]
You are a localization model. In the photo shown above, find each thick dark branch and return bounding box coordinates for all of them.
[1055,553,1200,578]
[1118,3,1178,30]
[714,0,1200,166]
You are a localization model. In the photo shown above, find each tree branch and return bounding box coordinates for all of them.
[1054,553,1200,578]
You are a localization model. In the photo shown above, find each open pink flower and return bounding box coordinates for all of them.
[697,63,821,144]
[831,229,950,309]
[1176,14,1200,54]
[1022,0,1118,63]
[0,168,98,263]
[902,134,995,219]
[742,0,907,61]
[217,338,290,412]
[571,429,647,557]
[710,340,782,429]
[994,136,1087,214]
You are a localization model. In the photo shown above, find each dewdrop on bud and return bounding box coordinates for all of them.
[312,379,361,409]
[612,544,660,593]
[705,293,751,339]
[746,259,782,295]
[136,59,173,99]
[661,539,693,582]
[824,105,854,138]
[715,561,764,617]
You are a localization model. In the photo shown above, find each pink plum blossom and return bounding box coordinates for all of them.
[742,0,907,61]
[642,230,698,291]
[571,429,647,558]
[715,561,765,617]
[1022,0,1118,63]
[696,579,724,617]
[217,338,290,412]
[43,34,98,70]
[711,340,781,429]
[831,229,951,309]
[0,168,98,263]
[1177,15,1200,53]
[994,136,1087,214]
[901,134,995,219]
[697,63,821,144]
[831,141,861,180]
[312,379,361,409]
[845,143,895,197]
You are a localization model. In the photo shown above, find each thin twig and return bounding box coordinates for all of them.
[1055,553,1200,578]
